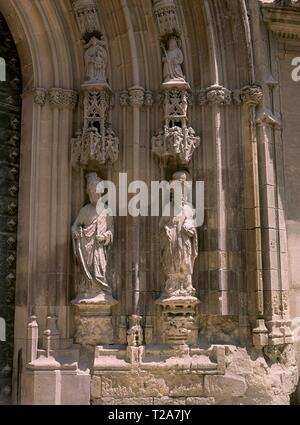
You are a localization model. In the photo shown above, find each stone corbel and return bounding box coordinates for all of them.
[198,85,232,106]
[205,84,232,105]
[197,84,263,107]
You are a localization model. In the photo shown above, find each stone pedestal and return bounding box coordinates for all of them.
[155,295,200,347]
[72,295,118,346]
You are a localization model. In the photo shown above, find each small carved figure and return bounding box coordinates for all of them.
[162,37,185,83]
[84,37,108,83]
[127,315,143,347]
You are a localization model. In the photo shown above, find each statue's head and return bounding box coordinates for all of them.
[171,170,191,183]
[86,172,102,206]
[168,37,178,50]
[91,36,98,46]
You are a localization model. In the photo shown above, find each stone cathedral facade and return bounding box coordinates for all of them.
[0,0,300,405]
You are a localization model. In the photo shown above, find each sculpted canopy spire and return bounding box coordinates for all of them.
[72,0,101,39]
[153,0,180,36]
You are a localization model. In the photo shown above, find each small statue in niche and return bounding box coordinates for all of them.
[84,36,108,83]
[159,171,198,297]
[72,172,114,303]
[162,36,185,83]
[127,315,144,347]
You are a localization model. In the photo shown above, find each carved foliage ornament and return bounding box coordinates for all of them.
[128,87,145,107]
[240,85,263,106]
[119,89,153,108]
[197,84,263,107]
[48,88,78,110]
[32,88,78,109]
[206,84,232,105]
[33,88,47,107]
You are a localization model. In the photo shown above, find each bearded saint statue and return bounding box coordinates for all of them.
[71,172,114,303]
[159,171,198,297]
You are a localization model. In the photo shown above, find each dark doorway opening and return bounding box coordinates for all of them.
[0,13,22,405]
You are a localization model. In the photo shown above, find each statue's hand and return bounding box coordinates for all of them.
[165,226,172,241]
[96,234,106,245]
[72,230,80,240]
[183,224,195,237]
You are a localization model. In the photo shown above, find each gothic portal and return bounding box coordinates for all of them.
[0,0,300,405]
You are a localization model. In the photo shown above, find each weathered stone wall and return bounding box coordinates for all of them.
[90,345,298,405]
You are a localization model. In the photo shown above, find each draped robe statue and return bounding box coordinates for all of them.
[159,171,198,297]
[84,37,108,83]
[72,172,113,303]
[162,37,185,83]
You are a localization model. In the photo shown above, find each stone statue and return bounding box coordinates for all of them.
[127,315,144,347]
[159,171,198,297]
[72,172,114,303]
[162,37,185,83]
[84,37,108,83]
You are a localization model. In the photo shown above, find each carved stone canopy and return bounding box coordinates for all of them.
[152,84,200,164]
[71,72,119,168]
[153,0,180,36]
[72,0,101,39]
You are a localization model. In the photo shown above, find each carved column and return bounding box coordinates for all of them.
[239,84,269,348]
[152,2,200,348]
[205,84,231,317]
